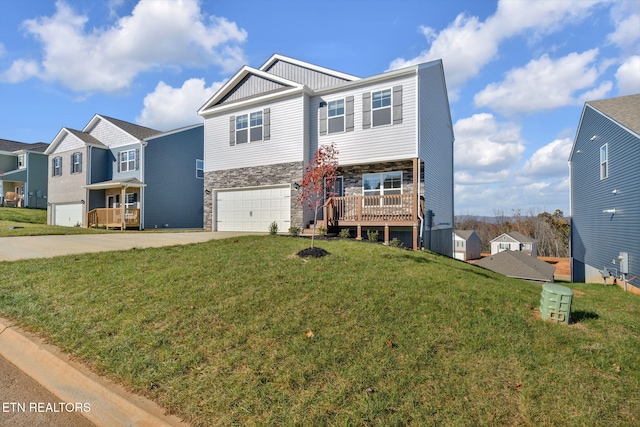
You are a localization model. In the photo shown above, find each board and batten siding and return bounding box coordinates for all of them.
[571,105,640,283]
[264,59,352,90]
[204,94,306,171]
[86,118,140,148]
[418,60,454,253]
[217,74,288,106]
[310,73,417,165]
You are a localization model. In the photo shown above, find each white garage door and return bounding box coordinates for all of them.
[216,186,290,232]
[54,203,83,227]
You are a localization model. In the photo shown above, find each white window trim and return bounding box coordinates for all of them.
[196,159,204,179]
[53,156,62,177]
[236,111,263,144]
[327,98,345,134]
[600,143,608,180]
[371,88,392,128]
[17,154,26,169]
[120,149,136,172]
[72,152,82,174]
[362,171,403,196]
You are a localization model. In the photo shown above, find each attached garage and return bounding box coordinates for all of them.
[53,203,83,227]
[215,185,291,232]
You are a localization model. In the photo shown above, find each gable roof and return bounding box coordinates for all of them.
[454,230,477,240]
[97,115,162,140]
[474,250,555,282]
[0,139,48,153]
[491,231,535,244]
[587,94,640,136]
[259,54,360,84]
[45,128,106,154]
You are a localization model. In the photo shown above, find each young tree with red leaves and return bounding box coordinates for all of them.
[298,143,339,248]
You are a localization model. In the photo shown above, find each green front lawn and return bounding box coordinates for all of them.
[0,207,111,237]
[1,236,638,426]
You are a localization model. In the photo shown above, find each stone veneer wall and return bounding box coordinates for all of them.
[338,160,424,196]
[203,161,304,230]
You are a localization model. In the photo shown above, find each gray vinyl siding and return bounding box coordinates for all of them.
[264,59,352,89]
[88,189,106,211]
[25,152,48,208]
[0,154,15,174]
[112,143,142,180]
[89,147,111,184]
[570,105,640,283]
[309,73,416,165]
[204,95,305,171]
[86,117,139,148]
[217,74,288,105]
[418,61,454,255]
[144,125,204,229]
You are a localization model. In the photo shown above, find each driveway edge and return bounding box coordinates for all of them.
[0,317,188,427]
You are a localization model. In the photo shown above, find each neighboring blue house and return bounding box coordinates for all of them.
[0,139,49,208]
[569,94,639,288]
[46,114,203,229]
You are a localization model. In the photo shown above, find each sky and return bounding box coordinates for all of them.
[0,0,638,217]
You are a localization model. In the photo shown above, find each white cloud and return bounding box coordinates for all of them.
[474,50,611,114]
[615,56,640,95]
[388,0,609,97]
[0,59,41,83]
[1,0,246,94]
[521,138,572,177]
[454,113,525,173]
[137,78,224,130]
[607,1,640,52]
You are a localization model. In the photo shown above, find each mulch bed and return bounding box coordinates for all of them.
[297,247,331,258]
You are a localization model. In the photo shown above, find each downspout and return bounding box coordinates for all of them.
[417,158,424,248]
[140,140,147,230]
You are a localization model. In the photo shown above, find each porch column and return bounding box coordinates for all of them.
[384,224,389,244]
[356,224,362,241]
[413,223,418,251]
[121,187,126,230]
[412,158,419,221]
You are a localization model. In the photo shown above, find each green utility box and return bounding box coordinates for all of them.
[540,284,573,324]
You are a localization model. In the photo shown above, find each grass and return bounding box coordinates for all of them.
[0,235,638,426]
[0,207,111,237]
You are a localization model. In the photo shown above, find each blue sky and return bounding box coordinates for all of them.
[0,0,638,216]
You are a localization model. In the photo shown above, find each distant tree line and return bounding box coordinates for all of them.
[455,209,570,258]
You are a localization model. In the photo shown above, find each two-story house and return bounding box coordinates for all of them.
[0,139,49,208]
[569,94,639,288]
[198,54,454,253]
[46,115,204,229]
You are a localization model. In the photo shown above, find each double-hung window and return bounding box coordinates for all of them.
[371,89,392,127]
[125,192,138,208]
[196,159,204,179]
[236,111,263,144]
[17,154,25,169]
[52,156,62,177]
[600,143,608,179]
[119,149,137,172]
[363,171,402,205]
[328,99,345,133]
[71,152,82,173]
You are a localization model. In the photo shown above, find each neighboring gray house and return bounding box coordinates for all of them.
[453,230,482,261]
[569,94,639,287]
[475,250,556,283]
[490,231,537,257]
[0,139,49,208]
[198,54,454,253]
[46,115,203,229]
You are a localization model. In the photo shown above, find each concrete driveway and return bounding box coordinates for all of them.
[0,231,258,262]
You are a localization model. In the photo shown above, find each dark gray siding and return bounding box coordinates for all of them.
[88,189,106,211]
[570,106,640,284]
[25,152,48,208]
[264,59,352,89]
[218,74,287,105]
[90,147,110,183]
[144,125,204,229]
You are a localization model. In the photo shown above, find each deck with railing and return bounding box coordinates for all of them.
[324,194,418,226]
[87,208,140,229]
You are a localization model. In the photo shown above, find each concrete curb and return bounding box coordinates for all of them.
[0,318,188,427]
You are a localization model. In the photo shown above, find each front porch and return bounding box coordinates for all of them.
[323,193,422,249]
[87,208,140,229]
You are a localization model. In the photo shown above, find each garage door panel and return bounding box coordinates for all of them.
[54,203,83,227]
[216,186,290,232]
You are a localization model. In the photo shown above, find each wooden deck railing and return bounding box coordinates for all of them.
[324,194,415,226]
[87,208,140,229]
